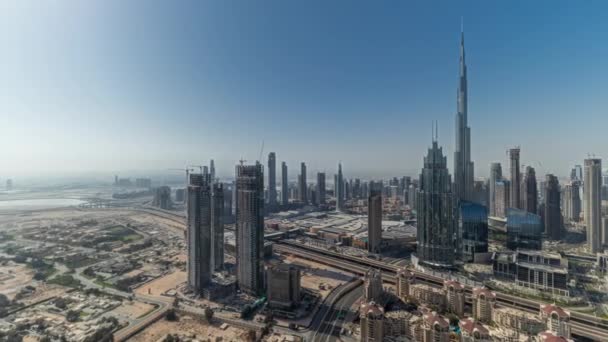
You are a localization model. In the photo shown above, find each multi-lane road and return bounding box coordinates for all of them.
[275,241,608,341]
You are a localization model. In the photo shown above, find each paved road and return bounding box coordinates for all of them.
[317,285,363,342]
[309,281,362,342]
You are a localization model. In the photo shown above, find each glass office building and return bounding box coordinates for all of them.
[506,208,543,250]
[459,201,489,262]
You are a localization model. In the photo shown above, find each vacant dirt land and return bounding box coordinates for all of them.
[110,300,156,319]
[135,270,186,296]
[0,263,34,300]
[130,316,247,342]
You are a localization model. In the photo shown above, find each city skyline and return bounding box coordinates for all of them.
[2,1,608,178]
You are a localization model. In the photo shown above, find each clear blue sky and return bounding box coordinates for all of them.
[1,1,607,180]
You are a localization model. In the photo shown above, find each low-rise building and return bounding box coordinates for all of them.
[410,284,446,310]
[539,304,571,339]
[472,287,496,324]
[421,311,449,342]
[492,307,545,336]
[360,301,384,342]
[444,280,465,316]
[459,318,491,342]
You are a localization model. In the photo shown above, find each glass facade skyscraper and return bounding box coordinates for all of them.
[459,201,488,262]
[506,208,543,250]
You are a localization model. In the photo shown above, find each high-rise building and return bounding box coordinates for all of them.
[210,183,224,271]
[544,174,562,240]
[509,148,521,209]
[506,208,543,250]
[299,162,307,204]
[368,181,382,254]
[187,174,212,293]
[235,163,265,295]
[281,162,288,205]
[267,152,277,206]
[494,180,510,218]
[521,166,538,214]
[364,268,383,302]
[563,182,581,222]
[316,172,326,205]
[540,304,571,339]
[489,162,502,217]
[153,186,172,210]
[416,139,456,267]
[267,264,301,309]
[459,201,488,262]
[453,28,475,203]
[209,159,215,182]
[360,301,384,342]
[585,158,602,253]
[336,163,345,211]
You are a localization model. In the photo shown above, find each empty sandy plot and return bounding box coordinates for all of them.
[135,271,186,296]
[0,263,34,300]
[111,300,156,319]
[130,316,247,342]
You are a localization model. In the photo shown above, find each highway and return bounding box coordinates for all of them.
[275,241,608,341]
[309,280,363,342]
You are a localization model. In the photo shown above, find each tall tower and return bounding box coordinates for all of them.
[337,163,345,211]
[267,152,277,206]
[299,162,307,204]
[544,174,562,240]
[209,159,216,182]
[316,172,326,205]
[453,27,474,203]
[187,174,212,293]
[210,183,224,271]
[235,162,265,295]
[367,181,382,254]
[584,158,602,253]
[489,162,502,216]
[281,162,288,205]
[417,137,456,267]
[522,166,538,214]
[509,148,521,209]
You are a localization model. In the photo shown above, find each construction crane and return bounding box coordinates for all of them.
[189,165,204,175]
[168,168,194,185]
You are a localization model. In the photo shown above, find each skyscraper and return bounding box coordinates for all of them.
[544,174,562,240]
[509,147,521,209]
[521,166,538,214]
[563,182,581,222]
[210,183,224,271]
[416,138,456,267]
[584,158,602,253]
[267,152,277,206]
[316,172,326,205]
[299,162,307,204]
[187,173,212,293]
[494,180,510,218]
[235,163,265,295]
[281,162,288,205]
[489,162,502,217]
[209,159,216,182]
[453,28,475,203]
[337,163,345,211]
[459,201,488,262]
[368,181,382,254]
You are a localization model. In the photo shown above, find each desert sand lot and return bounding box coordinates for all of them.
[129,213,185,233]
[130,316,247,342]
[110,300,156,319]
[135,270,186,296]
[0,263,34,301]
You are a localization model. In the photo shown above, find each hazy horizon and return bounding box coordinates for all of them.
[2,1,608,180]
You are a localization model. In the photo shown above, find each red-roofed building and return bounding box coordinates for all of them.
[422,311,449,342]
[539,304,571,338]
[472,287,496,324]
[459,318,491,342]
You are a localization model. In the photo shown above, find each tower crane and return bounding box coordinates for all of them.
[168,168,194,185]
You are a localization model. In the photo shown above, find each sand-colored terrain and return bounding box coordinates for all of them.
[135,270,186,296]
[0,263,34,300]
[129,316,247,342]
[110,300,156,319]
